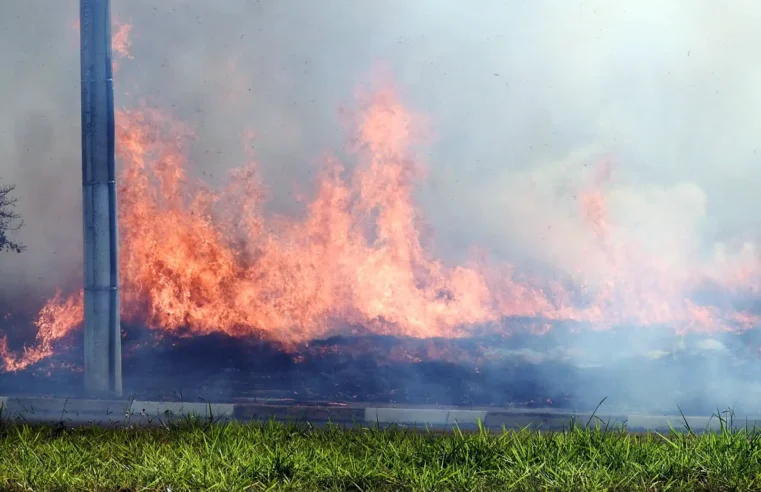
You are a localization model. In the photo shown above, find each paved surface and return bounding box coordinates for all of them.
[1,396,758,433]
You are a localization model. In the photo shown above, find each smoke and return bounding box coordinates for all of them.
[2,0,761,414]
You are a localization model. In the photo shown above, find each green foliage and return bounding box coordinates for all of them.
[1,411,760,491]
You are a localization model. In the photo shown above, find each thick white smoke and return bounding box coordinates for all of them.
[2,0,761,413]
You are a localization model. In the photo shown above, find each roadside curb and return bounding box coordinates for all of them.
[1,396,757,432]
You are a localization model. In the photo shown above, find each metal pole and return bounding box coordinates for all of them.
[80,0,122,396]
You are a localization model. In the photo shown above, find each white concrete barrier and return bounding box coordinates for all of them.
[1,396,760,433]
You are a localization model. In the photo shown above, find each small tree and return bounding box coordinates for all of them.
[0,183,24,253]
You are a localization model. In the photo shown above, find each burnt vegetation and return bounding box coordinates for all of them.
[0,183,24,254]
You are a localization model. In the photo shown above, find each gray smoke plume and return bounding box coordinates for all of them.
[2,0,761,415]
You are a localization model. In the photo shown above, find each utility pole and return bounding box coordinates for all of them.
[80,0,122,396]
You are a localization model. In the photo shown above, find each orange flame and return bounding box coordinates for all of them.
[111,22,133,60]
[72,18,132,71]
[114,88,501,343]
[3,82,759,373]
[2,28,761,372]
[0,290,83,372]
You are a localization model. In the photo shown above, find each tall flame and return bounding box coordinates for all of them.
[2,25,760,373]
[3,81,759,373]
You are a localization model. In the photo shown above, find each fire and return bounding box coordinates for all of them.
[111,22,133,59]
[115,88,500,343]
[71,18,132,69]
[2,24,761,373]
[0,290,82,372]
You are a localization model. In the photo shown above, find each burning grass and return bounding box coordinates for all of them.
[6,326,761,416]
[1,411,760,491]
[4,324,761,416]
[4,76,761,374]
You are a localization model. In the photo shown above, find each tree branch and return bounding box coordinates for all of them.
[0,183,25,253]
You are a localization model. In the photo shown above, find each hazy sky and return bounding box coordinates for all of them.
[2,0,761,296]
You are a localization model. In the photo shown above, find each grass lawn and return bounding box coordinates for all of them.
[1,413,761,491]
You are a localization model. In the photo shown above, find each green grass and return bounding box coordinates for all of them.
[1,412,761,491]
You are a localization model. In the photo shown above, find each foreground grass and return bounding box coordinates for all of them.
[1,414,761,491]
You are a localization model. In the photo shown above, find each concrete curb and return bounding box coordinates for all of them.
[1,396,758,432]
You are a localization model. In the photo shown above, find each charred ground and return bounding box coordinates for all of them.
[3,315,760,417]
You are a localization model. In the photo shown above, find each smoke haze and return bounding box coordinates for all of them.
[2,0,761,414]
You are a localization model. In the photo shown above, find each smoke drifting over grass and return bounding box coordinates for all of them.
[2,1,761,414]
